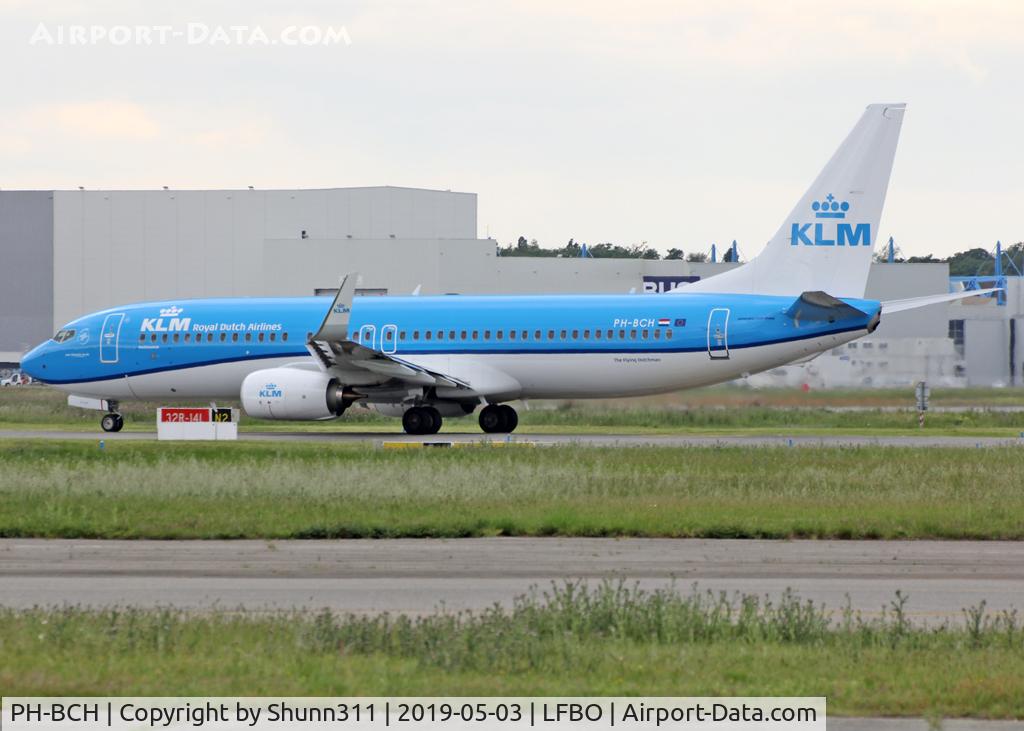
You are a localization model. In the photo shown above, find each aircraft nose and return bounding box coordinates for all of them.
[20,343,48,381]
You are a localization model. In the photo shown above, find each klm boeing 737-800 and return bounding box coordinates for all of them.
[19,103,991,434]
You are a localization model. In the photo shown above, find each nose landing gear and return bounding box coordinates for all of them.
[479,404,518,434]
[100,412,124,432]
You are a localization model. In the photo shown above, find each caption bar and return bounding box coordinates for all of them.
[3,697,824,730]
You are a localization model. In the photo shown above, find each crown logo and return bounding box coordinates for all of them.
[265,383,277,390]
[159,305,183,317]
[811,193,849,219]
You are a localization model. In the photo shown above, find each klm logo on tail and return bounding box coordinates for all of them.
[790,194,870,247]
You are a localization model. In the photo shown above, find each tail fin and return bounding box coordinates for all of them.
[680,103,905,298]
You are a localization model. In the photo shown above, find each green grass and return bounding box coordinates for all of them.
[2,386,1023,435]
[2,440,1024,539]
[2,582,1022,717]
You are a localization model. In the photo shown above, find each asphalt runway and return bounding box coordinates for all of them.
[3,538,1023,622]
[2,428,1024,448]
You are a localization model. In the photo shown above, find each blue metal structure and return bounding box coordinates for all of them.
[948,241,1017,306]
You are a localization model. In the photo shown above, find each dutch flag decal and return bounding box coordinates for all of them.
[658,318,671,326]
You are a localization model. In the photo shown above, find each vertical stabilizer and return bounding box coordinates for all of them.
[679,103,905,298]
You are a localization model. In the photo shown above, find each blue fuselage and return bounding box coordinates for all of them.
[21,292,880,400]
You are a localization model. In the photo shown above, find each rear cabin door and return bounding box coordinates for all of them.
[707,308,730,360]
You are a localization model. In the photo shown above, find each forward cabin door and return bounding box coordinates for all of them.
[100,313,125,364]
[707,308,730,360]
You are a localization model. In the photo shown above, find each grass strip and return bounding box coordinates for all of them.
[1,440,1023,539]
[2,582,1022,718]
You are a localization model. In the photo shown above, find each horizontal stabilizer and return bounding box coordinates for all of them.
[882,288,1002,314]
[785,291,868,323]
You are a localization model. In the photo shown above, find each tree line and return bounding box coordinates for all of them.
[498,236,1021,275]
[497,237,728,262]
[879,242,1024,277]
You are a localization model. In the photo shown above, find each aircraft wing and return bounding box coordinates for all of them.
[305,274,471,391]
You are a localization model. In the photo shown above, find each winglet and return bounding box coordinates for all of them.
[312,273,358,342]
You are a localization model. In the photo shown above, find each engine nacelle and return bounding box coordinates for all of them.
[241,368,349,420]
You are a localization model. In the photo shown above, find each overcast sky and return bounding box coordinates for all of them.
[1,0,1021,259]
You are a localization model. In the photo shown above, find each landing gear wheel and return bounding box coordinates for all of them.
[479,404,509,434]
[421,406,443,435]
[101,413,124,433]
[402,407,435,435]
[498,404,518,433]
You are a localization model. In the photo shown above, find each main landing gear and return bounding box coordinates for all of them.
[100,412,124,433]
[479,404,518,434]
[402,406,442,435]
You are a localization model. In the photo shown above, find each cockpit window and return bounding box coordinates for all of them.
[53,329,76,343]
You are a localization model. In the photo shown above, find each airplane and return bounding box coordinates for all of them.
[19,103,993,435]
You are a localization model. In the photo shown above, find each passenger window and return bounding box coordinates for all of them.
[449,330,455,340]
[619,329,625,339]
[472,331,479,340]
[172,333,179,343]
[548,330,554,340]
[232,333,239,342]
[535,330,542,340]
[386,330,393,341]
[282,333,289,342]
[594,329,602,340]
[400,331,407,341]
[244,333,252,342]
[583,330,590,339]
[509,330,516,340]
[413,330,419,340]
[653,329,661,340]
[257,332,263,342]
[306,332,312,340]
[497,331,504,340]
[641,330,648,339]
[572,329,579,339]
[185,333,192,343]
[485,330,491,339]
[425,331,432,340]
[607,329,614,339]
[139,334,145,342]
[461,330,467,340]
[630,329,637,339]
[220,333,226,342]
[522,330,528,340]
[666,329,673,339]
[560,330,567,339]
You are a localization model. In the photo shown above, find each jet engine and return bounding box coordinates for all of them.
[240,368,354,420]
